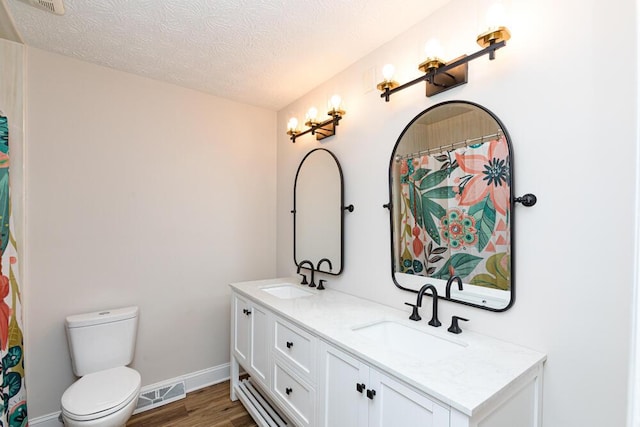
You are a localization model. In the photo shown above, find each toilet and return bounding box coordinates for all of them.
[61,306,142,427]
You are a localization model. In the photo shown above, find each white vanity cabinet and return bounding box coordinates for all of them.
[229,281,545,427]
[231,293,270,389]
[319,341,449,427]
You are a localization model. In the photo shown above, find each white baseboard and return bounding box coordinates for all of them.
[29,363,231,427]
[28,412,61,427]
[182,362,230,392]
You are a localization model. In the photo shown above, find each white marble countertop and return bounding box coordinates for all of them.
[230,277,546,417]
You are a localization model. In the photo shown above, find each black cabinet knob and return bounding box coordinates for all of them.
[285,387,293,396]
[356,383,366,393]
[286,341,294,349]
[366,389,376,400]
[242,308,252,315]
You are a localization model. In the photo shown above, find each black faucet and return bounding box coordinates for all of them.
[314,258,332,290]
[317,258,333,272]
[297,260,315,287]
[416,284,441,327]
[445,276,463,299]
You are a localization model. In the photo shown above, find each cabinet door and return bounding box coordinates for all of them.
[368,369,450,427]
[232,293,250,366]
[318,342,369,427]
[250,303,270,388]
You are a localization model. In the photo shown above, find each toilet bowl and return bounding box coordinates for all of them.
[61,307,141,427]
[61,366,141,427]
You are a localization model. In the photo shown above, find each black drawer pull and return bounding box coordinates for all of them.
[285,387,293,396]
[286,341,294,349]
[356,383,366,393]
[367,389,376,400]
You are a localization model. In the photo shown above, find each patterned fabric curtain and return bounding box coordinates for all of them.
[397,137,511,290]
[0,115,28,427]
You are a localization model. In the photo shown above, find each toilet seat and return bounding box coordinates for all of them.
[61,366,141,422]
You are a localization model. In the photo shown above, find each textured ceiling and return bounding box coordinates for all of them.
[6,0,450,110]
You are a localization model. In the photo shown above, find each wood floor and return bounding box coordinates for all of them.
[127,381,257,427]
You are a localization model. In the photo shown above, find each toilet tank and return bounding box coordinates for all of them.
[65,306,139,376]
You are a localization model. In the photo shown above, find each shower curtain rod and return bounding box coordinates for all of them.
[395,130,503,161]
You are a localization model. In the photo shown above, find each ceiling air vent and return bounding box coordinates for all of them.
[17,0,65,15]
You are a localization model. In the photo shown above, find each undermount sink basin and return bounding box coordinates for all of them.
[261,284,315,299]
[352,321,467,361]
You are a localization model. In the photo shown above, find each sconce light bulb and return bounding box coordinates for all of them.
[424,38,445,62]
[330,95,342,110]
[485,2,508,31]
[287,117,298,132]
[418,38,446,73]
[477,2,511,47]
[306,107,318,122]
[382,64,395,82]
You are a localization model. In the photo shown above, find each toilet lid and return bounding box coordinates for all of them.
[62,366,140,419]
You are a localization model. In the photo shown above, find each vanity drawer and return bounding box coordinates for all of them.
[273,316,317,381]
[273,359,315,427]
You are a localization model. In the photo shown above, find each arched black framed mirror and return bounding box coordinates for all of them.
[388,101,515,311]
[294,148,348,275]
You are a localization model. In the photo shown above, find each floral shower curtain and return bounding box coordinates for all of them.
[0,115,28,427]
[397,137,511,290]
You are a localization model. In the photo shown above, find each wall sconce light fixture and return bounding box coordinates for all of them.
[477,2,511,58]
[287,95,346,143]
[378,6,511,101]
[376,64,399,92]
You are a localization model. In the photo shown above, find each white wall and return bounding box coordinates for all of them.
[24,48,277,417]
[276,0,637,425]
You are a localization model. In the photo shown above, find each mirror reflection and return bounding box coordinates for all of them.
[389,101,513,311]
[294,148,344,275]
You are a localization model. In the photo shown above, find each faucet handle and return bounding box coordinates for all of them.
[317,279,326,290]
[404,302,421,321]
[299,273,308,285]
[447,316,469,334]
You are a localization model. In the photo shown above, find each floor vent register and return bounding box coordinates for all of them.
[134,380,186,413]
